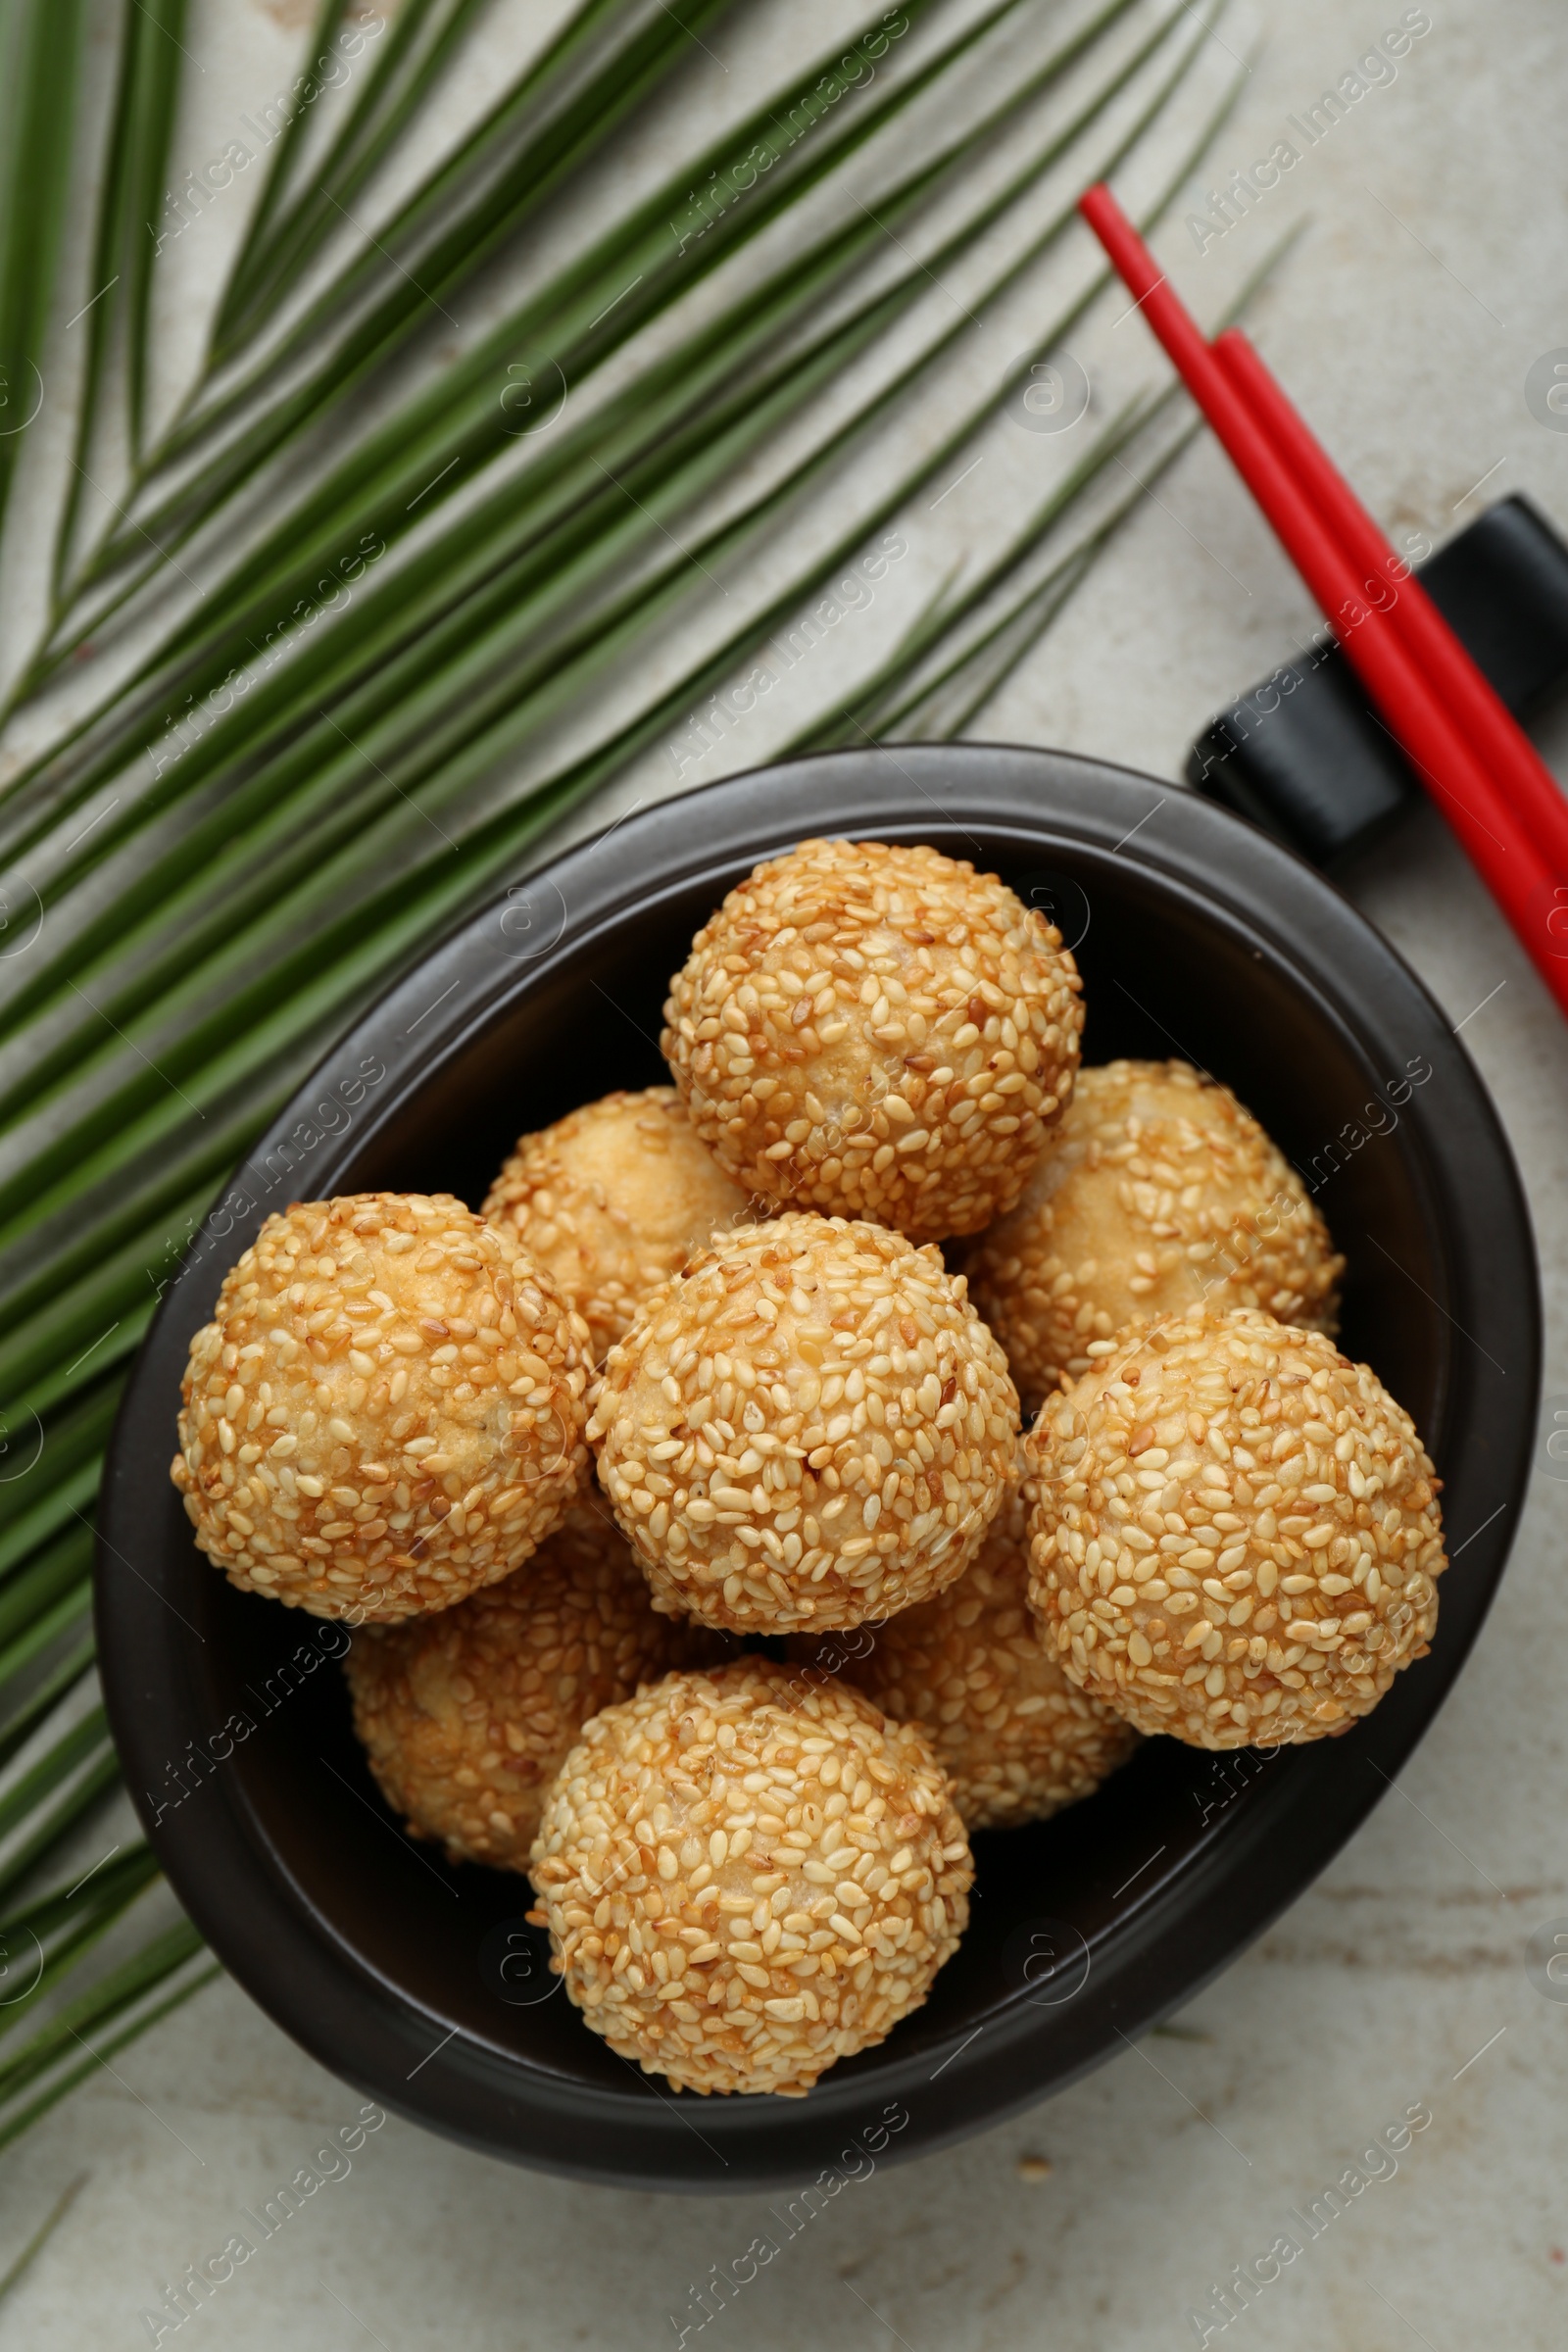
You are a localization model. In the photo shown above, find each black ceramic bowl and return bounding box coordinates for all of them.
[97,746,1539,2192]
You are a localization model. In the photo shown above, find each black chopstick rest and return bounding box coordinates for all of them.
[1187,495,1568,867]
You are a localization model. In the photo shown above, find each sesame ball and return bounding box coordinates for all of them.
[965,1060,1344,1416]
[172,1194,592,1622]
[661,838,1084,1241]
[1025,1306,1446,1748]
[527,1659,972,2095]
[481,1087,753,1362]
[343,1502,714,1870]
[802,1481,1138,1831]
[588,1211,1019,1634]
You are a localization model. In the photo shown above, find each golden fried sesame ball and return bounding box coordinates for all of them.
[481,1087,753,1362]
[527,1658,972,2095]
[588,1211,1019,1634]
[801,1481,1138,1831]
[965,1060,1344,1416]
[172,1194,592,1622]
[661,838,1084,1242]
[1025,1306,1446,1749]
[343,1502,714,1870]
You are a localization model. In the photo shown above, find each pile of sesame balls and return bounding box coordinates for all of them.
[172,838,1446,2097]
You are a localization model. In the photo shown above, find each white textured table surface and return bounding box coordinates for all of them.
[6,1,1568,2346]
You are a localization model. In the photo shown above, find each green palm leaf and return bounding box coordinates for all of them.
[0,0,1295,2151]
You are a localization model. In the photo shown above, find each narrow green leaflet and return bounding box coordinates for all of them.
[0,2175,86,2308]
[206,0,356,304]
[0,0,86,544]
[51,0,190,591]
[0,1950,219,2156]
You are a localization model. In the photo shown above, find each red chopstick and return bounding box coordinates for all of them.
[1077,181,1568,1021]
[1212,325,1568,852]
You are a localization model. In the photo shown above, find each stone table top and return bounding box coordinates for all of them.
[3,1,1565,2346]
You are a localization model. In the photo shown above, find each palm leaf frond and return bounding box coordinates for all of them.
[0,0,1302,2148]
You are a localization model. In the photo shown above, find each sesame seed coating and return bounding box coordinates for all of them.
[661,838,1084,1241]
[343,1501,717,1869]
[965,1061,1344,1416]
[481,1087,754,1363]
[1024,1305,1446,1748]
[800,1480,1139,1831]
[527,1659,972,2095]
[172,1194,592,1622]
[588,1211,1020,1634]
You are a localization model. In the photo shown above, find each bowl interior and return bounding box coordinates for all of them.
[169,815,1453,2097]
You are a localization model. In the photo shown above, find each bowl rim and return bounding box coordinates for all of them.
[95,743,1542,2191]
